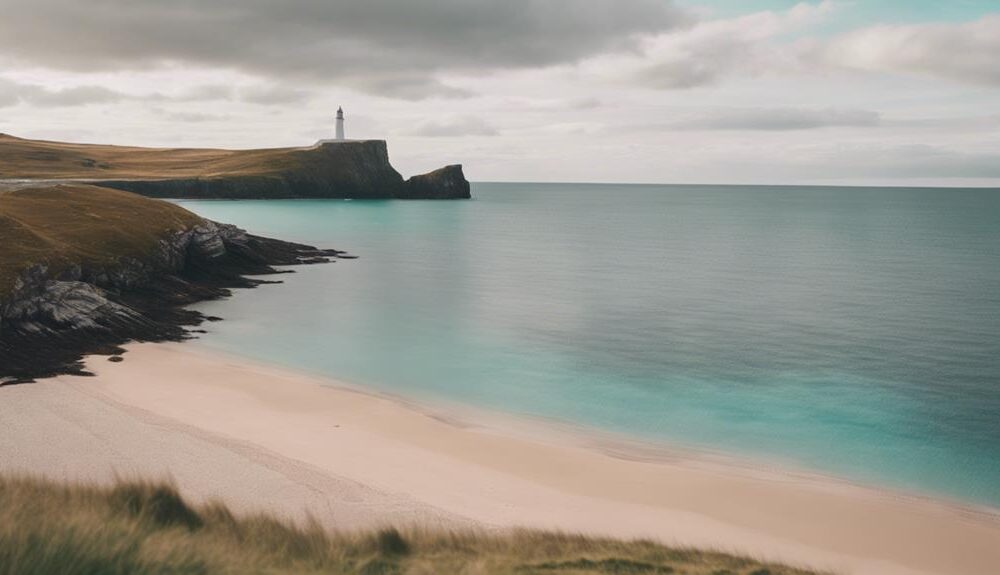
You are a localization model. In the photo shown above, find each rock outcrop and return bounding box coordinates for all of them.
[0,217,346,384]
[403,165,472,200]
[92,141,423,200]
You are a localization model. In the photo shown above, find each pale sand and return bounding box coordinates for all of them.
[2,342,999,575]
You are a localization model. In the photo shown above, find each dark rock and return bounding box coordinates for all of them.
[90,141,469,200]
[108,356,124,363]
[0,221,349,384]
[403,165,471,200]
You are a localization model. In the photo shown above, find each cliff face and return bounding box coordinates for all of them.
[403,165,472,200]
[93,141,413,199]
[0,185,345,383]
[0,134,471,200]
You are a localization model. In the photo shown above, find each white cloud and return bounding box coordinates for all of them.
[624,0,840,89]
[811,15,1000,86]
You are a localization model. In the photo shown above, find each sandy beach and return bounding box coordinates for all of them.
[2,342,999,575]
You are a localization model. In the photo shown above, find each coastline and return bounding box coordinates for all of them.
[2,342,999,575]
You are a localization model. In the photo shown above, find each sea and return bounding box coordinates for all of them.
[176,183,1000,508]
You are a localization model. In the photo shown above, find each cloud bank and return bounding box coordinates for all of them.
[0,0,686,99]
[0,78,122,108]
[409,116,498,138]
[670,107,881,131]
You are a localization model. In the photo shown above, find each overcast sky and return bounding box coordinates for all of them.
[1,0,998,186]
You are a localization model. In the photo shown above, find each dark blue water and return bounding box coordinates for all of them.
[178,183,1000,507]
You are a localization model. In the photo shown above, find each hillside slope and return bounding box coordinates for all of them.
[0,133,469,199]
[0,185,202,296]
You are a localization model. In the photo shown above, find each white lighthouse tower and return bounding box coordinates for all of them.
[335,107,345,140]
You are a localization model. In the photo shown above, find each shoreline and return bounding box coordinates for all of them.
[192,341,1000,523]
[2,342,999,575]
[0,184,349,383]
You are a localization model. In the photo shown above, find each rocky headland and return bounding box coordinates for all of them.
[0,134,471,200]
[0,184,348,384]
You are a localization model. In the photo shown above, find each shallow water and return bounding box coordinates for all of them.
[178,183,1000,507]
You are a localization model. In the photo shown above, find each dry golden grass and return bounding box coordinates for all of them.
[0,133,310,180]
[0,184,203,298]
[0,474,824,575]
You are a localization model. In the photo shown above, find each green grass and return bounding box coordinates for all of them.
[0,184,203,299]
[0,475,825,575]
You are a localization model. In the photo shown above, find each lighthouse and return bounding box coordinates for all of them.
[336,107,345,140]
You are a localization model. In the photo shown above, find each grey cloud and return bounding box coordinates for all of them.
[0,77,312,109]
[157,110,231,123]
[571,97,603,110]
[670,107,881,131]
[883,115,1000,131]
[26,85,123,107]
[346,74,475,101]
[0,0,686,100]
[238,85,312,105]
[0,78,122,108]
[0,88,17,108]
[161,85,237,102]
[638,57,730,89]
[409,116,498,138]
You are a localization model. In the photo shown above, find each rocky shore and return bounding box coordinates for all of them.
[0,186,347,384]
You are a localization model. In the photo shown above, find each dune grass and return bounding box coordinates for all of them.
[0,184,203,299]
[0,475,823,575]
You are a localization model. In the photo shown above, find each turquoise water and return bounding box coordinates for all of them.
[177,183,1000,508]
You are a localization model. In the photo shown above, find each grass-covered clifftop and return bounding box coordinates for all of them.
[0,133,470,199]
[0,184,202,298]
[0,133,305,180]
[0,475,820,575]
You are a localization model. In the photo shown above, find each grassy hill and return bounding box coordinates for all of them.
[0,133,470,199]
[0,475,821,575]
[0,184,203,299]
[0,133,313,180]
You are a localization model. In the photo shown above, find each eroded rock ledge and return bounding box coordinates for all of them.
[0,220,346,384]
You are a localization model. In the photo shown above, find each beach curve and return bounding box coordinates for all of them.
[1,342,998,575]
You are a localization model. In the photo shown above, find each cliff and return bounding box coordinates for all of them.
[0,134,470,199]
[0,184,347,383]
[402,165,472,200]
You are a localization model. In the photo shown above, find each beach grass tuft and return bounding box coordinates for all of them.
[0,474,824,575]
